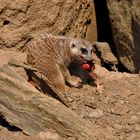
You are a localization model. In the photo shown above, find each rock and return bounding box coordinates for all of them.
[0,65,102,139]
[84,96,97,109]
[0,50,28,80]
[85,102,97,109]
[126,134,136,140]
[123,124,132,133]
[0,0,97,50]
[107,0,140,73]
[93,41,118,71]
[65,137,76,140]
[133,124,140,132]
[88,109,104,118]
[67,96,74,103]
[39,131,60,140]
[111,103,130,116]
[126,133,140,140]
[71,103,78,111]
[129,116,140,125]
[113,124,123,131]
[0,50,26,67]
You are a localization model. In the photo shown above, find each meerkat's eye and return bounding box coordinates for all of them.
[81,48,88,54]
[71,43,76,48]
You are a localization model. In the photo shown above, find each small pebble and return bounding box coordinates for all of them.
[88,109,104,118]
[123,125,132,133]
[120,100,124,104]
[67,96,73,102]
[85,102,97,109]
[71,103,77,110]
[113,124,122,131]
[39,131,60,140]
[84,96,97,109]
[129,116,140,125]
[126,134,136,140]
[110,108,116,114]
[133,124,140,132]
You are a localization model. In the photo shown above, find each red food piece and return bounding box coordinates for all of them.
[82,63,91,70]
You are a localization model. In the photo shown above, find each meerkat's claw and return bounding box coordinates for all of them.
[96,85,104,94]
[75,81,83,88]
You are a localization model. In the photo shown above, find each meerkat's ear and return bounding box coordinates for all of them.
[69,40,77,49]
[90,48,94,54]
[92,41,97,52]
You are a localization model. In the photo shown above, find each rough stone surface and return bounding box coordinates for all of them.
[93,41,118,71]
[107,0,140,73]
[0,49,28,80]
[0,0,97,50]
[88,109,104,118]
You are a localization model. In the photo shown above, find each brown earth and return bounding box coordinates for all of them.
[0,51,140,140]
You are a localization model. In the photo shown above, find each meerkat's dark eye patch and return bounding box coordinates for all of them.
[71,43,76,48]
[81,48,88,54]
[90,49,93,53]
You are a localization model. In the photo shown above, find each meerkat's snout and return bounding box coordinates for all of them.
[80,47,93,62]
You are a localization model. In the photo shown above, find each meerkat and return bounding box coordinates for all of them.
[26,34,93,93]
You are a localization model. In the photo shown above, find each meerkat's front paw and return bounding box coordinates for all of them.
[66,77,82,88]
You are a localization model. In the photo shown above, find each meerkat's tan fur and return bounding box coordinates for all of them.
[26,34,93,93]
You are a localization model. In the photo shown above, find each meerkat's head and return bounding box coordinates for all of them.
[69,38,93,62]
